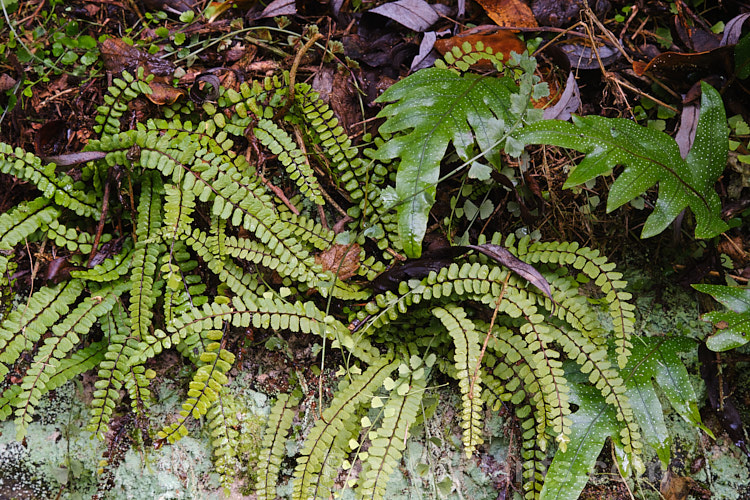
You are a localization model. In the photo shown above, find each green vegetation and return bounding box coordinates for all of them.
[0,0,748,494]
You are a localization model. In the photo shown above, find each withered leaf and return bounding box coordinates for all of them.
[372,243,553,304]
[100,38,174,76]
[315,244,361,281]
[465,244,552,302]
[660,470,693,500]
[474,0,538,28]
[145,81,187,105]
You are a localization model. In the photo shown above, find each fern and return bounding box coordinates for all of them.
[254,119,324,205]
[13,281,127,439]
[256,393,299,500]
[158,328,235,443]
[693,283,750,351]
[357,358,427,499]
[292,359,397,499]
[371,47,543,257]
[514,81,729,239]
[542,337,703,499]
[433,305,483,455]
[0,50,713,499]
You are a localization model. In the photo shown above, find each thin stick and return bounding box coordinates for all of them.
[259,173,300,215]
[274,32,323,122]
[470,272,511,398]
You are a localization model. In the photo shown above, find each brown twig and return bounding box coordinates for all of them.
[470,272,511,398]
[259,173,300,215]
[273,32,324,122]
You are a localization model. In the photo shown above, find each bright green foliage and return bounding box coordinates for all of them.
[292,359,397,499]
[514,82,729,239]
[541,337,705,499]
[158,329,236,442]
[357,358,427,498]
[254,119,324,205]
[373,58,515,257]
[0,52,711,500]
[0,67,373,490]
[433,305,484,455]
[372,44,547,257]
[693,283,750,350]
[256,393,299,500]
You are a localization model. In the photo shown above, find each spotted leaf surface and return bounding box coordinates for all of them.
[543,336,704,500]
[694,284,750,351]
[515,82,728,239]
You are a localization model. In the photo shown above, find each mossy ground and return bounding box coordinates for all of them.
[1,268,749,499]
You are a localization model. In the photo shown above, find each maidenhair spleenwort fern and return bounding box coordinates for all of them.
[0,43,711,500]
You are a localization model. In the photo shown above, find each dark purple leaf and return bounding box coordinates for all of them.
[371,243,553,304]
[465,244,553,302]
[370,0,440,33]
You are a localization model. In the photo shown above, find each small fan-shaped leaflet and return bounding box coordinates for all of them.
[256,393,299,500]
[45,341,108,394]
[207,391,240,492]
[158,329,236,443]
[13,281,127,440]
[357,358,427,500]
[162,182,196,241]
[517,309,571,453]
[0,197,59,277]
[433,304,484,455]
[129,172,165,344]
[291,359,398,500]
[435,40,505,73]
[88,303,154,440]
[294,83,397,251]
[0,142,98,218]
[94,68,154,136]
[182,227,267,301]
[254,119,324,205]
[161,239,207,323]
[481,329,550,443]
[130,128,316,276]
[70,244,133,283]
[293,84,367,197]
[45,219,97,254]
[0,280,85,377]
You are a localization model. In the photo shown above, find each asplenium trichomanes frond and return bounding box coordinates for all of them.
[0,44,710,500]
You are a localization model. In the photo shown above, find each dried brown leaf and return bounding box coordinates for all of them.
[315,244,361,281]
[474,0,537,28]
[145,81,186,105]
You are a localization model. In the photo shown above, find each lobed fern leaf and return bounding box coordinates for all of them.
[513,82,729,239]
